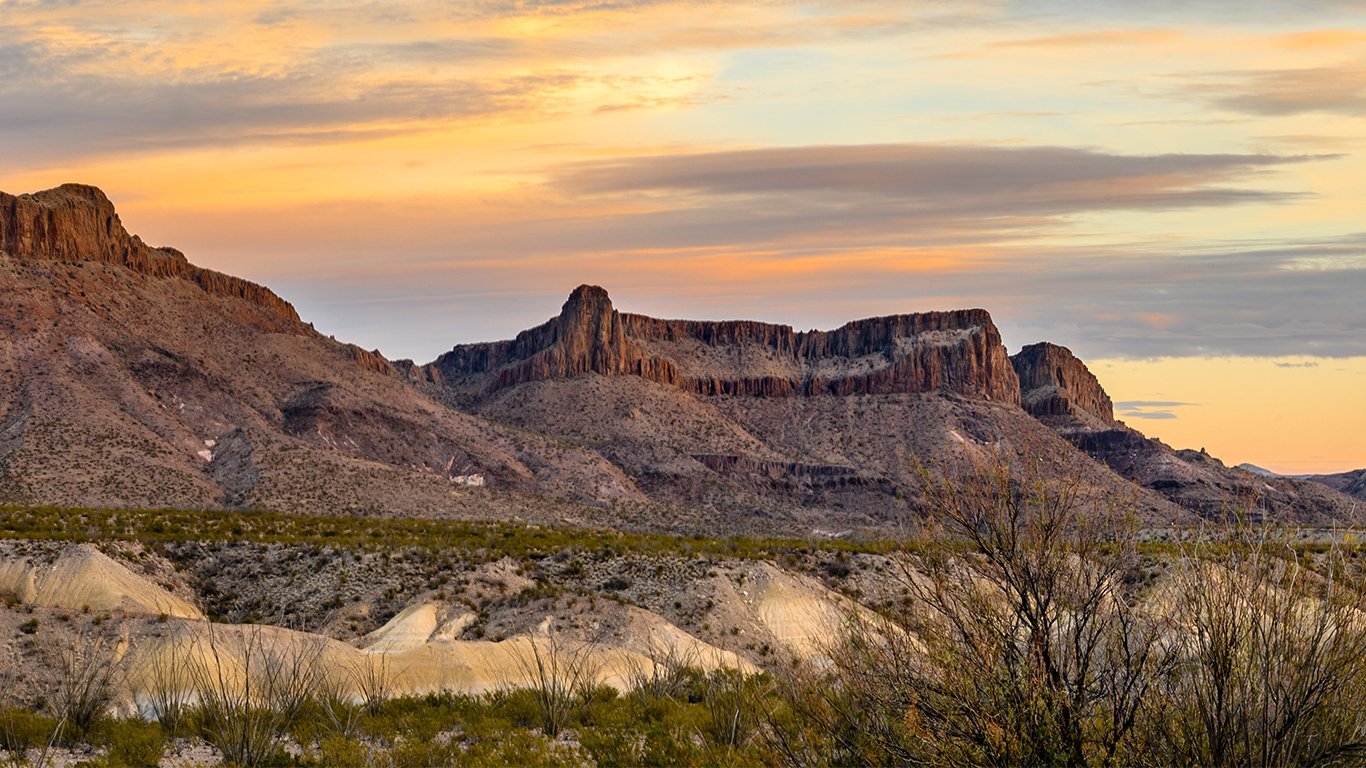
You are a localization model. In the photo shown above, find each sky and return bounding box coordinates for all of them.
[1,0,1364,473]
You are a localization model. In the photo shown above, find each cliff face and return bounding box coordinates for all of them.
[0,184,300,325]
[1010,342,1115,426]
[435,285,1020,403]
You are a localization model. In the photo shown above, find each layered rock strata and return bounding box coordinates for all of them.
[1,184,300,324]
[436,285,1020,403]
[1010,342,1115,427]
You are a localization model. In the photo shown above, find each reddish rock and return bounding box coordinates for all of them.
[1010,342,1115,426]
[345,345,395,377]
[436,285,1021,403]
[1,184,300,325]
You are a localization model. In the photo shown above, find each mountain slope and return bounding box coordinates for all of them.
[1304,468,1366,501]
[1010,343,1360,522]
[431,286,1192,526]
[0,185,642,518]
[2,185,1356,530]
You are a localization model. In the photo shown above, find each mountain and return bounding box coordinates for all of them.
[1009,343,1359,522]
[0,184,643,521]
[1303,468,1366,501]
[429,287,1182,526]
[1,184,1358,531]
[1237,463,1281,477]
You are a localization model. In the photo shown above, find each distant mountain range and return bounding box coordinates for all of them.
[1240,463,1366,497]
[1,184,1360,533]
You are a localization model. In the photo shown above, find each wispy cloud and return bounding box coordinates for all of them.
[1190,66,1366,117]
[558,144,1315,202]
[988,29,1182,49]
[1115,400,1198,420]
[0,69,586,157]
[541,144,1320,254]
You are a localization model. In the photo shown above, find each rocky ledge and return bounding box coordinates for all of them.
[1010,342,1115,427]
[1,184,300,324]
[434,285,1020,403]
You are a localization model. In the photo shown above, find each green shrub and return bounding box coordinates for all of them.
[455,730,582,768]
[316,735,370,768]
[578,723,646,767]
[89,717,166,767]
[0,705,58,752]
[385,737,460,768]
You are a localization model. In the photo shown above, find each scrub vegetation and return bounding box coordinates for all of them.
[2,463,1364,767]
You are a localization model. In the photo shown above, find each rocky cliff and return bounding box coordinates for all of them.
[1010,342,1115,428]
[1,184,300,324]
[435,285,1020,403]
[1010,343,1359,522]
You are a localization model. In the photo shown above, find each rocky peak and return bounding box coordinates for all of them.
[436,287,1021,404]
[1,184,300,324]
[554,284,625,365]
[1010,342,1115,427]
[563,283,612,310]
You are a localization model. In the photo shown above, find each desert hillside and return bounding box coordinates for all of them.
[2,184,1361,534]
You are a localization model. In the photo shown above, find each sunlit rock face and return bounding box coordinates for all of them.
[436,284,1021,403]
[1,184,300,325]
[1011,342,1115,429]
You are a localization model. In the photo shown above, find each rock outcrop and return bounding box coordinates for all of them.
[1010,342,1115,428]
[435,285,1020,403]
[1011,344,1360,523]
[1,184,300,324]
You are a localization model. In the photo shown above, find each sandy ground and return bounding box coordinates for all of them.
[0,544,203,619]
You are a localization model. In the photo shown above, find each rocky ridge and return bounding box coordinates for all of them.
[1008,342,1358,521]
[1305,468,1366,501]
[435,284,1020,404]
[1,184,300,325]
[1010,342,1116,428]
[0,183,1358,528]
[0,185,647,524]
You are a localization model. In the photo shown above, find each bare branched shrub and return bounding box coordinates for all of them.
[777,457,1170,767]
[186,623,329,767]
[347,652,401,716]
[624,641,701,701]
[46,629,125,740]
[506,625,602,737]
[1141,527,1366,767]
[700,667,771,750]
[313,653,403,740]
[135,629,193,735]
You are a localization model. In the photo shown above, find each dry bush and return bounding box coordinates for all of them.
[136,629,193,735]
[624,641,702,701]
[183,623,328,767]
[768,458,1366,768]
[505,624,602,737]
[347,651,401,716]
[1139,527,1366,767]
[771,457,1167,767]
[46,630,125,738]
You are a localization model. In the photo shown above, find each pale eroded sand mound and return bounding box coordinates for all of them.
[0,544,203,619]
[750,565,851,657]
[705,561,864,659]
[618,604,757,673]
[359,601,477,654]
[129,597,752,703]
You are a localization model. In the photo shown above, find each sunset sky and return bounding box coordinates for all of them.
[2,1,1363,473]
